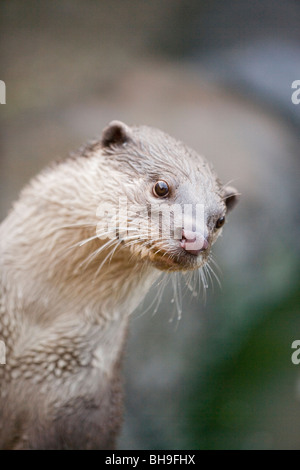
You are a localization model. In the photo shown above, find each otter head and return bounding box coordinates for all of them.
[98,120,239,272]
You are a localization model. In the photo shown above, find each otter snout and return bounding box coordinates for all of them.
[180,229,209,256]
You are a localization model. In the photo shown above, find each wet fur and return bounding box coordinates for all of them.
[0,121,238,449]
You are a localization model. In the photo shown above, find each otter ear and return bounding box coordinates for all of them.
[101,120,131,148]
[223,186,240,212]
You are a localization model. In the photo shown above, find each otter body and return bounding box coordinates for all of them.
[0,121,238,449]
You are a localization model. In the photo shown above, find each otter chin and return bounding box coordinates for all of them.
[142,245,208,272]
[0,120,239,449]
[149,253,206,272]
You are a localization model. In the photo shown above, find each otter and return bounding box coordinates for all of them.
[0,121,239,449]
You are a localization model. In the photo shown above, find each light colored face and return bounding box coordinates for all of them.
[99,120,239,272]
[119,175,235,273]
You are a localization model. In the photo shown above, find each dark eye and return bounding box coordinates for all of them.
[215,216,225,229]
[153,180,169,198]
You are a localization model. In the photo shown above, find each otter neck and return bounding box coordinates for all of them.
[63,233,160,318]
[28,228,160,327]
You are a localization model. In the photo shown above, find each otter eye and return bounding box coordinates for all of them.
[153,180,169,198]
[215,216,225,229]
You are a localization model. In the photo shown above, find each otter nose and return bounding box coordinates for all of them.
[180,229,209,255]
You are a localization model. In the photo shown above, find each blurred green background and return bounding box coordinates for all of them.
[0,0,299,450]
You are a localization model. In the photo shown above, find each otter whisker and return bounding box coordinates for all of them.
[203,264,214,292]
[182,270,197,297]
[198,267,209,303]
[92,233,157,275]
[208,253,222,274]
[76,237,119,271]
[205,260,221,289]
[137,272,168,318]
[171,273,182,321]
[78,235,100,247]
[95,239,123,277]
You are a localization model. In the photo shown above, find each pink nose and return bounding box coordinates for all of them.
[180,229,209,255]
